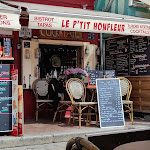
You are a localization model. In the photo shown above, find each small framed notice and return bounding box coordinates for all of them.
[96,78,125,128]
[88,70,103,87]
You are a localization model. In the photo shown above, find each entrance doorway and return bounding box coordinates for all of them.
[39,44,83,78]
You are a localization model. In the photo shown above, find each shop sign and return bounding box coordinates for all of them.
[0,12,20,29]
[3,38,11,57]
[0,81,13,132]
[39,30,82,40]
[19,26,32,38]
[0,64,10,80]
[10,69,18,136]
[0,29,12,38]
[18,85,24,136]
[29,14,150,36]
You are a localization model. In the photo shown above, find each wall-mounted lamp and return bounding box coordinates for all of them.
[85,45,89,55]
[96,47,100,56]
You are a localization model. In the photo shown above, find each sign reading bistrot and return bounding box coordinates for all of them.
[29,14,150,36]
[96,78,125,128]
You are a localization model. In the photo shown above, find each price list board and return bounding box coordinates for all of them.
[105,36,130,76]
[0,81,12,132]
[96,78,125,128]
[88,70,103,86]
[130,36,150,76]
[105,36,150,76]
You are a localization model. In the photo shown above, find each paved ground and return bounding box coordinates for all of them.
[2,142,67,150]
[0,116,150,149]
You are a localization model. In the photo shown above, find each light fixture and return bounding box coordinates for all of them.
[85,45,89,55]
[96,47,100,56]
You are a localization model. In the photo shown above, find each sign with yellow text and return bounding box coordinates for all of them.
[10,69,18,136]
[18,85,24,136]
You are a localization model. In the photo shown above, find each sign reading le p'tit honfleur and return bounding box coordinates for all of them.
[0,81,12,132]
[96,78,125,128]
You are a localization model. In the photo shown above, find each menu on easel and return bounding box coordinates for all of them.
[96,78,125,128]
[88,70,103,87]
[0,81,12,132]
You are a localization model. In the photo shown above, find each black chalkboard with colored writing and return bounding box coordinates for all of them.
[105,36,130,76]
[88,70,103,86]
[105,36,150,76]
[96,78,125,128]
[0,81,12,132]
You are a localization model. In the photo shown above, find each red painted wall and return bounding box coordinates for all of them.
[11,0,99,119]
[8,0,95,9]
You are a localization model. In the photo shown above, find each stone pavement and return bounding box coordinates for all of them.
[2,142,67,150]
[0,117,150,149]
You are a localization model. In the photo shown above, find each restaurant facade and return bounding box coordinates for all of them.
[1,0,150,122]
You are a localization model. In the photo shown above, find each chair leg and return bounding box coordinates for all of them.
[36,103,38,121]
[86,108,91,126]
[53,111,57,122]
[129,104,134,124]
[68,106,73,125]
[79,105,81,128]
[95,105,98,126]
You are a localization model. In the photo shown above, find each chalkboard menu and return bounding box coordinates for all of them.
[105,36,150,76]
[103,70,115,78]
[88,70,103,86]
[0,81,12,132]
[0,64,10,80]
[3,38,11,57]
[105,36,130,76]
[130,36,150,76]
[96,78,125,128]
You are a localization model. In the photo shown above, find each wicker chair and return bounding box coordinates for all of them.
[32,78,54,121]
[117,77,133,124]
[66,78,98,128]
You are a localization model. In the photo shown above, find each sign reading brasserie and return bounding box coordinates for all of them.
[39,30,82,40]
[29,14,150,36]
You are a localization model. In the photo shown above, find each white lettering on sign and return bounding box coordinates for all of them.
[29,14,150,36]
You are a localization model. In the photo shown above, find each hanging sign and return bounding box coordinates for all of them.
[0,12,21,29]
[19,26,32,38]
[29,14,150,36]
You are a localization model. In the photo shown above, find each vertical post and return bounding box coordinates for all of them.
[100,33,104,70]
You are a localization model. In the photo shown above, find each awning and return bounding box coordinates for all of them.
[0,2,21,30]
[5,1,150,36]
[139,0,150,6]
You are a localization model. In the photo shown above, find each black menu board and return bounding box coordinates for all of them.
[105,36,150,76]
[0,81,12,132]
[88,70,103,86]
[105,36,130,76]
[0,64,10,80]
[130,36,150,76]
[103,70,115,78]
[96,78,124,128]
